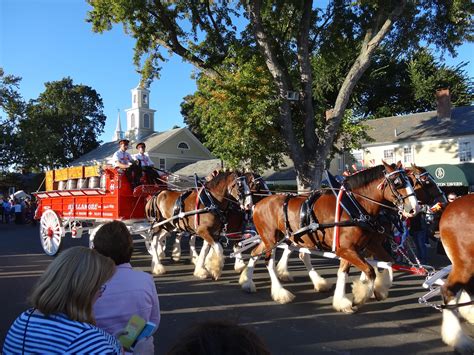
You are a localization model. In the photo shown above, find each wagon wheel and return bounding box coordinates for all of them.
[40,210,64,256]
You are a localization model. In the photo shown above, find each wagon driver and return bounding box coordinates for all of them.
[133,142,161,184]
[113,139,140,186]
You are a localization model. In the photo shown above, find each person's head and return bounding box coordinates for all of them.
[447,192,457,202]
[136,142,146,153]
[93,220,133,265]
[29,246,115,324]
[167,320,270,355]
[119,139,130,151]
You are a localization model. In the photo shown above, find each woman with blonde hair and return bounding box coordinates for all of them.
[3,246,121,354]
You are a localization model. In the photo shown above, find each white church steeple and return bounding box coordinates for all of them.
[112,109,124,141]
[125,82,156,142]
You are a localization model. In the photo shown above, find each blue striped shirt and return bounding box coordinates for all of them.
[3,309,122,354]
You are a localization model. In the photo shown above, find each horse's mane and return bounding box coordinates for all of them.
[344,165,385,190]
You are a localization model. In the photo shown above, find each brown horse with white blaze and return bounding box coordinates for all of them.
[438,194,474,353]
[246,162,419,311]
[145,170,252,280]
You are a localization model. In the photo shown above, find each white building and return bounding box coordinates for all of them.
[332,89,474,193]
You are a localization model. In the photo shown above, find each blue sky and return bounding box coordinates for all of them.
[1,0,473,143]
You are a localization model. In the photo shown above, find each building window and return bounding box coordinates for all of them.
[403,146,412,164]
[177,142,190,150]
[142,94,147,104]
[459,141,472,162]
[159,158,166,170]
[144,113,150,128]
[383,149,394,164]
[131,113,135,128]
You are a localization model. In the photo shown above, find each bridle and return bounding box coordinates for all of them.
[381,169,417,213]
[411,171,447,204]
[228,174,252,209]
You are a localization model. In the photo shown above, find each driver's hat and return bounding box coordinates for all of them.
[119,139,130,146]
[136,142,146,149]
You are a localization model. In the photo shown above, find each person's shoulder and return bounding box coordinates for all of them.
[68,325,121,354]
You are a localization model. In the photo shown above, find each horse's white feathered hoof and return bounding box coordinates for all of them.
[309,270,331,292]
[276,264,293,281]
[271,286,295,304]
[277,270,294,282]
[373,269,391,301]
[194,267,209,279]
[333,296,356,313]
[459,291,474,324]
[171,244,181,262]
[239,267,248,285]
[152,263,166,275]
[352,280,371,306]
[207,248,224,280]
[234,259,246,273]
[241,280,257,293]
[441,308,474,354]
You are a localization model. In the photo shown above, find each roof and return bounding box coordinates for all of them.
[362,105,474,146]
[171,159,223,178]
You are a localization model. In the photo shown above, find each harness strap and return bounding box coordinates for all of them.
[441,300,474,310]
[283,194,294,237]
[332,187,345,252]
[195,187,204,228]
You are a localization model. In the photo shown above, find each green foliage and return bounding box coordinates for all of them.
[184,49,285,171]
[18,78,106,170]
[355,48,473,118]
[0,68,25,172]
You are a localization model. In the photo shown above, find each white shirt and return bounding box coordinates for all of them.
[112,150,133,167]
[133,152,154,167]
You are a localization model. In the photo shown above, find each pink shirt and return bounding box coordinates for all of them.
[93,263,160,353]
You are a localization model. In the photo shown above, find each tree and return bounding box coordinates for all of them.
[88,0,473,189]
[0,68,25,172]
[353,48,474,118]
[18,78,106,170]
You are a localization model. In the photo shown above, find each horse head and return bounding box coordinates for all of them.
[243,172,272,206]
[408,163,447,206]
[381,161,420,218]
[206,170,252,210]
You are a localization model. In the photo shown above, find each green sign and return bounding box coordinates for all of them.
[425,163,474,187]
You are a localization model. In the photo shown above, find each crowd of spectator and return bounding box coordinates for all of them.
[0,196,36,225]
[2,220,269,354]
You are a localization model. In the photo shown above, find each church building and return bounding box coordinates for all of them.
[72,83,214,171]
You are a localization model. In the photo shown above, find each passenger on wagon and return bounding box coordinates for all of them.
[133,142,162,185]
[133,142,154,167]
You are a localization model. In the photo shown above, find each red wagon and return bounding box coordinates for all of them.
[34,166,166,255]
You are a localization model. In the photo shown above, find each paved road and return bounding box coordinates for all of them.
[0,223,470,354]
